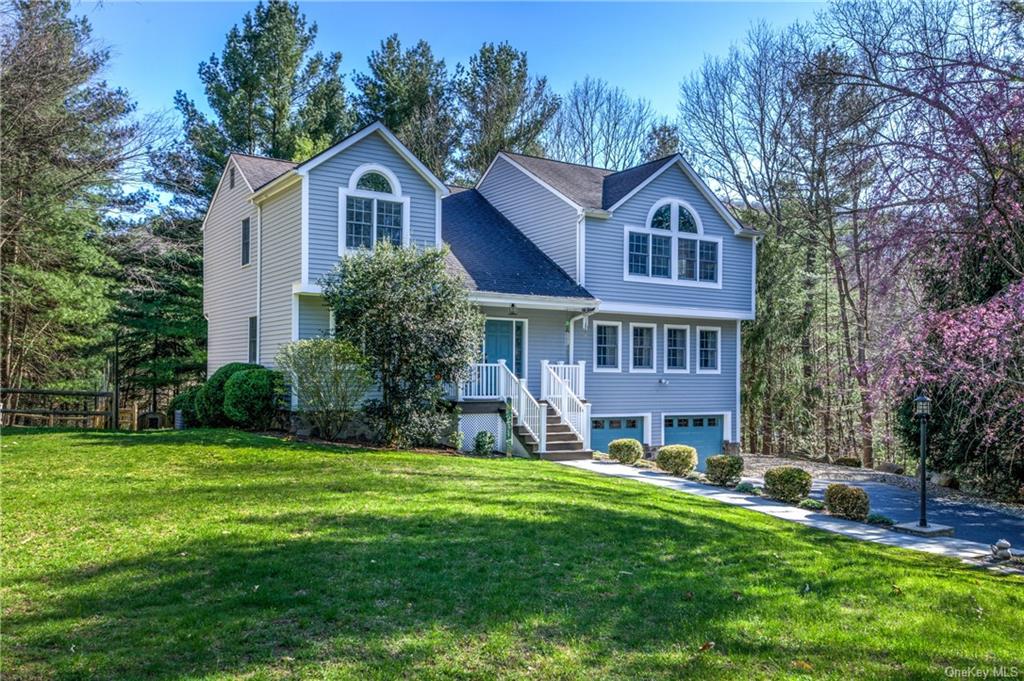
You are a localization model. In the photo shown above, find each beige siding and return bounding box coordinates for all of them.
[257,184,302,367]
[204,159,258,374]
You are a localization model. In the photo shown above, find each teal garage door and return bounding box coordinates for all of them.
[663,415,724,471]
[591,416,644,453]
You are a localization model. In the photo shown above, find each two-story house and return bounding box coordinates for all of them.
[203,122,759,466]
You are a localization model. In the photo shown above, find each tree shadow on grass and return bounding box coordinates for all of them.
[6,495,1018,680]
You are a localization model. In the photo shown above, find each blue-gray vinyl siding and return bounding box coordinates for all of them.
[585,164,754,314]
[297,295,332,340]
[477,156,580,281]
[306,131,439,284]
[574,314,740,444]
[257,184,301,367]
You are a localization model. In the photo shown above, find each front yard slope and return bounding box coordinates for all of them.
[2,429,1021,680]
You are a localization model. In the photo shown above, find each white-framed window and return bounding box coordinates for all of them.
[629,322,656,373]
[338,164,410,255]
[247,316,258,363]
[593,321,621,372]
[664,324,689,373]
[240,217,251,266]
[622,198,722,288]
[696,326,721,374]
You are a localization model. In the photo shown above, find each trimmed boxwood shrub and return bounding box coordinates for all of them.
[705,454,744,486]
[866,512,894,526]
[833,456,862,468]
[734,481,759,495]
[609,438,644,465]
[473,430,496,455]
[195,362,261,426]
[168,386,202,427]
[798,498,825,511]
[824,483,870,521]
[223,368,284,430]
[656,445,697,476]
[763,466,812,502]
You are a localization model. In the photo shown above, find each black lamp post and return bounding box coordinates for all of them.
[914,393,932,527]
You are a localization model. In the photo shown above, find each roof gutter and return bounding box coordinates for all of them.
[250,170,301,204]
[468,291,600,312]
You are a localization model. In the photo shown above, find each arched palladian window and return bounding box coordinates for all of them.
[340,164,409,253]
[624,198,722,287]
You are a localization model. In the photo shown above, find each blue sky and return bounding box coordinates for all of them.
[82,1,823,124]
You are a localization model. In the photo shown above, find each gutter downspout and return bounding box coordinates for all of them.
[255,204,262,364]
[576,208,586,286]
[568,306,598,364]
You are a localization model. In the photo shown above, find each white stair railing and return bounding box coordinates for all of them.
[549,361,586,398]
[541,361,590,448]
[457,362,503,400]
[496,360,546,450]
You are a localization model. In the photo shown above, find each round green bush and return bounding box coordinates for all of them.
[824,483,870,521]
[833,456,862,468]
[223,368,283,430]
[763,466,812,502]
[473,430,496,455]
[656,445,697,476]
[608,438,644,464]
[798,497,825,511]
[168,386,202,427]
[195,362,261,426]
[734,481,758,495]
[705,454,744,486]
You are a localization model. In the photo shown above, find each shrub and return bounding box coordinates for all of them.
[608,438,644,464]
[275,338,373,440]
[825,483,870,521]
[168,386,202,427]
[734,481,758,495]
[656,445,697,476]
[473,430,496,455]
[705,454,744,486]
[866,512,894,526]
[833,456,862,468]
[195,362,261,426]
[763,466,812,502]
[223,368,284,430]
[798,498,825,511]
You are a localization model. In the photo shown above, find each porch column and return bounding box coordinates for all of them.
[540,359,549,400]
[577,360,586,399]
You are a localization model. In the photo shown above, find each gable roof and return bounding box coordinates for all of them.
[601,155,676,209]
[442,189,594,300]
[499,152,612,210]
[231,153,297,191]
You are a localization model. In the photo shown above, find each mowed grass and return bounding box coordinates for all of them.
[2,430,1021,680]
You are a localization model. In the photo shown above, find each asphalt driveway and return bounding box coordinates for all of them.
[796,478,1022,546]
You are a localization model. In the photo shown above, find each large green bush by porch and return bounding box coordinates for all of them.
[275,338,372,440]
[195,362,261,426]
[223,368,284,430]
[320,243,483,447]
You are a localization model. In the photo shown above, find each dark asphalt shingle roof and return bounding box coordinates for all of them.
[231,153,297,191]
[602,155,677,208]
[442,189,595,300]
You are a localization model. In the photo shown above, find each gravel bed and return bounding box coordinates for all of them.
[739,455,1024,519]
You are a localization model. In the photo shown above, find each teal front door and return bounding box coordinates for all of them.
[484,319,524,377]
[664,415,724,471]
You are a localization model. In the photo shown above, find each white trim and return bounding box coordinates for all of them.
[663,324,690,374]
[591,412,653,446]
[751,237,758,317]
[596,301,753,320]
[300,176,309,285]
[576,209,586,285]
[593,321,622,373]
[627,322,657,373]
[230,159,255,193]
[290,294,299,342]
[622,197,723,289]
[347,162,403,195]
[644,196,705,234]
[606,155,748,236]
[696,325,722,375]
[477,153,583,212]
[250,172,300,205]
[662,411,730,449]
[735,319,742,443]
[292,281,321,295]
[435,194,442,247]
[469,291,598,311]
[296,122,449,195]
[255,205,262,363]
[337,187,411,256]
[483,316,529,383]
[201,158,253,232]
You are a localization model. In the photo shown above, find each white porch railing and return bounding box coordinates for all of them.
[548,361,585,398]
[541,360,591,450]
[456,361,547,450]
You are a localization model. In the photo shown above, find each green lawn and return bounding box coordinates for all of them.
[2,430,1021,680]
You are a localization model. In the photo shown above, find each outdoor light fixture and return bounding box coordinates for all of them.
[914,393,932,527]
[508,304,517,317]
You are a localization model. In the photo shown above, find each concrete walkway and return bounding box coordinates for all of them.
[559,459,995,562]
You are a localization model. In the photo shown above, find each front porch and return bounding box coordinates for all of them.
[451,360,591,459]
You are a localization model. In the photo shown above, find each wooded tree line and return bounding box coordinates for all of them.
[2,0,1021,496]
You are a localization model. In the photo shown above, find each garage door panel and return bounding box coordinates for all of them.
[591,417,644,453]
[664,415,723,471]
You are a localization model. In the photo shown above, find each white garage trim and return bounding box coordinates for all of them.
[662,411,730,448]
